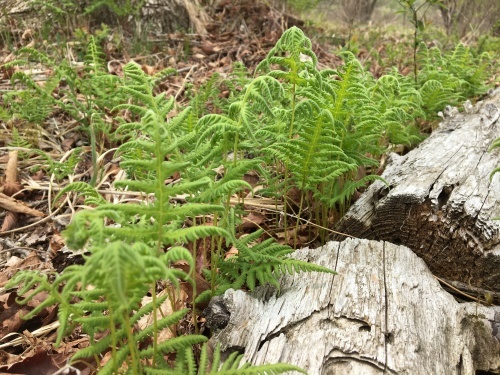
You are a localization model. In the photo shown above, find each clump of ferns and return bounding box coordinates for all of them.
[10,60,324,373]
[10,76,174,374]
[2,48,59,124]
[251,29,364,239]
[414,43,492,118]
[8,61,226,374]
[3,37,128,185]
[30,148,84,182]
[251,27,425,243]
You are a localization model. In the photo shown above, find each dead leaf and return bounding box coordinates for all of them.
[242,171,259,187]
[0,348,63,375]
[2,150,22,197]
[0,251,43,288]
[141,64,155,76]
[226,246,238,258]
[239,211,265,230]
[21,29,33,40]
[61,138,75,151]
[25,225,51,246]
[193,53,206,60]
[1,211,19,232]
[0,193,45,218]
[48,232,65,252]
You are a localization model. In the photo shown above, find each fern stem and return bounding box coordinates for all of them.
[294,191,306,248]
[89,119,98,187]
[151,282,159,368]
[123,313,140,375]
[108,305,118,372]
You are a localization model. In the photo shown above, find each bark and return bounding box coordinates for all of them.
[206,239,500,374]
[333,90,500,294]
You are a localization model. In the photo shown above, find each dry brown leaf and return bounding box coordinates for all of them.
[226,246,238,259]
[141,64,155,76]
[0,348,62,374]
[61,138,76,151]
[174,261,211,308]
[0,193,45,218]
[242,171,259,187]
[1,211,19,232]
[49,232,65,252]
[193,53,206,60]
[136,288,188,347]
[240,211,265,230]
[0,290,51,339]
[2,150,22,197]
[0,251,43,288]
[21,29,33,40]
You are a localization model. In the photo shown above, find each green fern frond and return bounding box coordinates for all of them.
[140,335,208,358]
[54,181,107,206]
[257,26,317,76]
[419,79,460,116]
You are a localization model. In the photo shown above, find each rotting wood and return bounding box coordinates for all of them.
[207,239,500,374]
[333,89,500,293]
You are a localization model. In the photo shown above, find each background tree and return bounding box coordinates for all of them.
[436,0,500,38]
[339,0,379,25]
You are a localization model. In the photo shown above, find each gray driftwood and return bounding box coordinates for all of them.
[209,239,500,374]
[334,90,500,293]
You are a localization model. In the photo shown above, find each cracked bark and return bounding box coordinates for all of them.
[210,239,500,374]
[333,90,500,294]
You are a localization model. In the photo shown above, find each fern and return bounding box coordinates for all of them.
[54,181,108,206]
[6,61,229,373]
[30,148,83,182]
[145,343,305,375]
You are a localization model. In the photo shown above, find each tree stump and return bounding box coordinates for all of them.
[207,239,500,374]
[334,90,500,293]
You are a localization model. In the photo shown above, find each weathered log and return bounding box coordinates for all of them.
[334,90,500,294]
[208,239,500,374]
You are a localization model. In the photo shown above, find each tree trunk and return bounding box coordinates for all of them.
[140,0,208,34]
[0,0,207,35]
[205,239,500,374]
[339,0,378,25]
[333,90,500,294]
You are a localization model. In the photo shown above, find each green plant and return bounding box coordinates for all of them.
[31,148,83,182]
[4,37,128,185]
[28,0,83,33]
[413,42,492,117]
[396,0,441,86]
[254,27,421,241]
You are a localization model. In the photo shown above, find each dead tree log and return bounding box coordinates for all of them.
[334,90,500,294]
[206,239,500,374]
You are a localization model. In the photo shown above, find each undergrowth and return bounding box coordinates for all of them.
[2,26,496,373]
